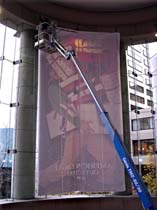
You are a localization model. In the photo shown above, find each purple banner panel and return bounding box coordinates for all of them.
[38,31,125,194]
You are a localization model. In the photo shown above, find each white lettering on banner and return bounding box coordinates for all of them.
[122,157,142,193]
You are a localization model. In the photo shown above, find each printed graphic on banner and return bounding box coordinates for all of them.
[38,31,125,194]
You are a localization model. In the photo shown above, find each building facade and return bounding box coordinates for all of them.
[126,44,156,193]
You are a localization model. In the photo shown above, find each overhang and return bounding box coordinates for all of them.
[0,0,157,43]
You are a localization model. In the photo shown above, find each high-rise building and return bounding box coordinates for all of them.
[126,44,156,192]
[127,44,153,111]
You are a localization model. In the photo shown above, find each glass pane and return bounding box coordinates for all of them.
[0,61,14,105]
[132,119,140,131]
[0,103,10,128]
[0,23,19,199]
[0,24,6,57]
[4,27,16,61]
[133,140,138,156]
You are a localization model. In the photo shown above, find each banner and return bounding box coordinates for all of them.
[38,31,125,194]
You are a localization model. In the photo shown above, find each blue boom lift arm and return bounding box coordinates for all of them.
[35,23,156,210]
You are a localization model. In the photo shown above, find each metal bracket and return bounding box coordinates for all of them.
[13,59,22,65]
[10,102,19,107]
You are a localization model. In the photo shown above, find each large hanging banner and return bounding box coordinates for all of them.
[38,31,125,194]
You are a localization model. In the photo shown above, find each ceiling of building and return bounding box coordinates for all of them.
[0,0,157,43]
[47,0,157,12]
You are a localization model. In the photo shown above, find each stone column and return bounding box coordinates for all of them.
[11,29,38,199]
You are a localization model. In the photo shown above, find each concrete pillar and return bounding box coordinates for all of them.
[11,29,38,199]
[119,41,132,194]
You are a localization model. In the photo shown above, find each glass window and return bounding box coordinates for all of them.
[132,119,140,131]
[0,23,20,198]
[130,93,145,104]
[132,139,154,156]
[131,105,143,111]
[132,117,154,131]
[140,118,150,130]
[145,78,152,87]
[137,95,145,104]
[133,140,138,156]
[141,140,154,155]
[129,82,144,93]
[4,27,16,60]
[0,24,6,57]
[149,117,154,129]
[146,89,153,97]
[136,86,144,93]
[147,100,153,107]
[130,93,136,101]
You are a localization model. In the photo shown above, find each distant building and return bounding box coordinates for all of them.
[0,128,13,168]
[126,44,153,111]
[150,54,157,154]
[130,108,155,170]
[126,44,156,177]
[0,128,13,198]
